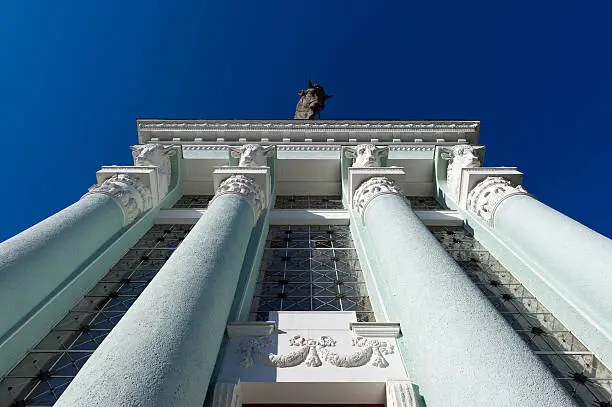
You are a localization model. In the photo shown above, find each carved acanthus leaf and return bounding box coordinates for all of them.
[212,175,266,218]
[467,176,528,225]
[353,177,403,217]
[84,174,152,225]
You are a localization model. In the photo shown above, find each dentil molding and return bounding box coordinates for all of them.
[84,174,152,225]
[211,174,266,219]
[353,177,404,218]
[467,176,529,225]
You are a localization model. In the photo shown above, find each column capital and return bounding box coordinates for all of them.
[212,174,265,219]
[467,176,528,225]
[83,174,152,225]
[352,176,404,218]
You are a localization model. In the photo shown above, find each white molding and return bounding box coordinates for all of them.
[154,208,463,226]
[277,145,341,152]
[269,209,349,225]
[389,145,435,151]
[227,322,276,338]
[349,322,401,338]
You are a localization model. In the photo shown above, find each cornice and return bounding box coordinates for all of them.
[138,119,480,131]
[138,119,480,145]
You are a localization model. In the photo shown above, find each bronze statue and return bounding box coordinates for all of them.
[294,80,332,119]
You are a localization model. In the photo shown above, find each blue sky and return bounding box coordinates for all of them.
[1,1,611,241]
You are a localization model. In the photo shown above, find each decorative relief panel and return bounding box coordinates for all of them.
[216,313,409,388]
[236,334,394,369]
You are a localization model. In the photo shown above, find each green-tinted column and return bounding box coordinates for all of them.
[468,176,612,368]
[353,177,576,407]
[0,174,151,375]
[56,174,265,407]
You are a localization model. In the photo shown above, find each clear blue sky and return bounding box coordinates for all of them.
[1,1,611,241]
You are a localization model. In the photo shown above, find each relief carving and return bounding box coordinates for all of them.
[236,334,394,369]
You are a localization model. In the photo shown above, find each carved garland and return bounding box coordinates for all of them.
[236,335,394,369]
[352,177,404,219]
[84,174,152,225]
[467,176,528,225]
[211,175,266,219]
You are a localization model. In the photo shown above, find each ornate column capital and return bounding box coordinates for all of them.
[352,177,404,218]
[84,174,153,225]
[467,176,528,225]
[212,174,265,219]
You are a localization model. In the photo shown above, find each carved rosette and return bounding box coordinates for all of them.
[467,176,528,225]
[353,177,404,218]
[212,175,265,219]
[84,174,153,225]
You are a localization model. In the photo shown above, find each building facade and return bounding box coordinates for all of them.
[0,120,611,407]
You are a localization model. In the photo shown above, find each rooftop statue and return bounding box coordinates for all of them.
[294,80,333,120]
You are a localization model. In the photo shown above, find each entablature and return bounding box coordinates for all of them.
[137,119,480,145]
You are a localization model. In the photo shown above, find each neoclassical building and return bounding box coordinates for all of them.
[0,120,611,407]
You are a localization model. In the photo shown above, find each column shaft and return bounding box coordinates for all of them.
[56,193,257,407]
[360,193,576,407]
[0,194,124,346]
[494,194,612,364]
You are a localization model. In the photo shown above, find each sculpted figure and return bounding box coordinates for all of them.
[229,144,275,167]
[440,144,483,200]
[294,80,333,120]
[344,144,388,167]
[131,144,176,199]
